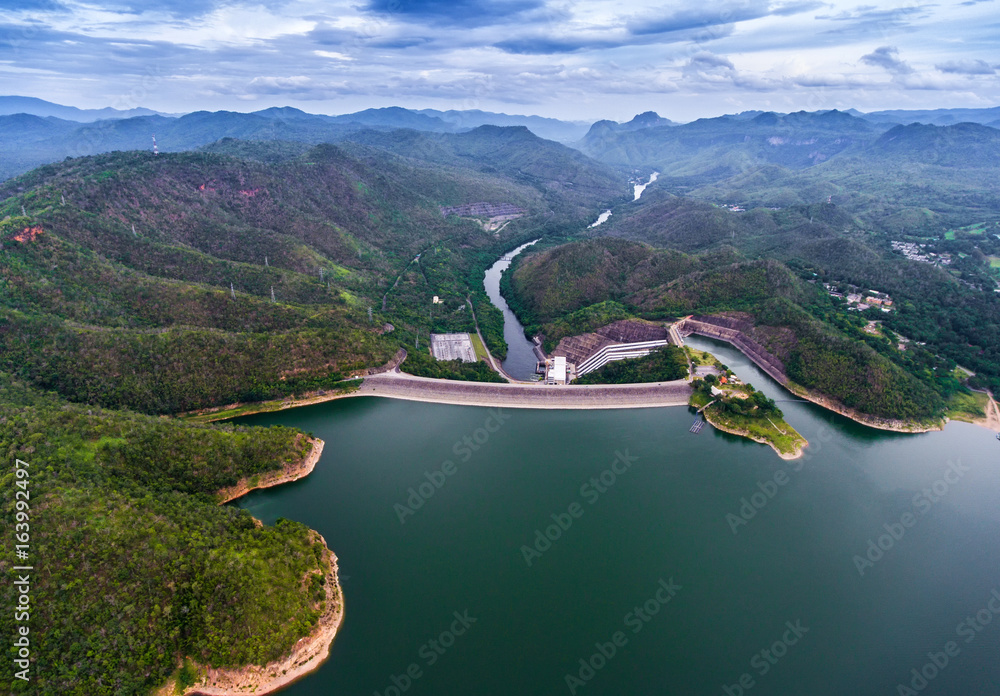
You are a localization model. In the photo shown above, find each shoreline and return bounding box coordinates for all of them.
[680,320,992,435]
[153,437,344,696]
[698,408,806,460]
[784,382,945,433]
[216,436,325,504]
[184,532,343,696]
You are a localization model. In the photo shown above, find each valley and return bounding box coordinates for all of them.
[3,100,1000,695]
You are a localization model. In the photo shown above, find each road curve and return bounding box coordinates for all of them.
[355,371,692,410]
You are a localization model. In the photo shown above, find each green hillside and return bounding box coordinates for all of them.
[507,238,963,420]
[0,377,332,695]
[0,141,609,412]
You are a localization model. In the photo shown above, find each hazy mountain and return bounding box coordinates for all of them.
[0,95,171,121]
[418,108,591,142]
[860,105,1000,127]
[578,109,884,175]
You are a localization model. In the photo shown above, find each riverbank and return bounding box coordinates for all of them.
[180,533,343,696]
[154,437,345,696]
[679,317,955,434]
[216,436,325,504]
[699,406,807,460]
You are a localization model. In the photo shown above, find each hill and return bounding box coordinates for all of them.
[341,125,629,223]
[0,140,593,412]
[0,376,336,695]
[506,238,966,420]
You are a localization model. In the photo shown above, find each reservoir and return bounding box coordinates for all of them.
[482,239,541,380]
[233,335,1000,696]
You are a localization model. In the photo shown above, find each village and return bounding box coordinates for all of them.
[822,282,895,312]
[890,239,953,266]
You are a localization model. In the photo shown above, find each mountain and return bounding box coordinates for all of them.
[0,109,426,181]
[417,108,591,142]
[0,95,171,121]
[870,121,1000,167]
[578,109,883,176]
[340,125,629,223]
[861,105,1000,127]
[506,238,945,420]
[1,137,589,412]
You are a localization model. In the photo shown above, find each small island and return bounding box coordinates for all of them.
[687,351,807,460]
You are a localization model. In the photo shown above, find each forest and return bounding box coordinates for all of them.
[0,376,330,694]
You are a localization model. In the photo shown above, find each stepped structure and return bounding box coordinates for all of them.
[549,320,673,380]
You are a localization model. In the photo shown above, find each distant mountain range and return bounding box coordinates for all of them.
[0,95,173,122]
[0,95,998,183]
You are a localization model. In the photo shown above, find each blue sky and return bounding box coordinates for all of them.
[1,0,997,122]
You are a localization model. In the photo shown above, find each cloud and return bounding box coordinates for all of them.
[3,0,69,10]
[936,59,995,75]
[364,0,544,27]
[818,4,930,36]
[629,0,822,36]
[493,36,618,55]
[860,46,913,74]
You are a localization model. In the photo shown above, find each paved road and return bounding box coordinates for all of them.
[356,371,692,410]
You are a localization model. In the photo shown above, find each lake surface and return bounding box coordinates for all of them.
[482,240,541,380]
[234,335,1000,696]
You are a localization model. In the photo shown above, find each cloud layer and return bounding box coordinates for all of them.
[0,0,997,121]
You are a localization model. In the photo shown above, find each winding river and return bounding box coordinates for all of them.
[482,239,541,380]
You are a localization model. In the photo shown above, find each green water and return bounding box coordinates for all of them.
[233,337,1000,695]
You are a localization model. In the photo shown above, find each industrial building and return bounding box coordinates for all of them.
[545,320,675,381]
[430,333,477,363]
[545,356,567,384]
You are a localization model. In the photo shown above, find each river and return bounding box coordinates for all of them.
[633,171,659,201]
[587,172,661,228]
[232,334,1000,696]
[482,239,542,380]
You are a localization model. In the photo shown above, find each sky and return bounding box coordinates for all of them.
[1,0,998,122]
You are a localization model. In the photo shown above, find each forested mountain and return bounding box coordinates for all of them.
[507,240,953,420]
[577,109,886,174]
[0,132,622,413]
[340,125,629,222]
[0,102,599,181]
[0,376,334,695]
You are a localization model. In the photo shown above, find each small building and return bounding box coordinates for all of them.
[546,356,567,385]
[710,385,724,397]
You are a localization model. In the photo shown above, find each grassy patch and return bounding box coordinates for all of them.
[470,332,489,361]
[690,381,806,457]
[943,390,989,423]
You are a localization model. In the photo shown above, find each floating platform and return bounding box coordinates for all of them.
[689,419,705,434]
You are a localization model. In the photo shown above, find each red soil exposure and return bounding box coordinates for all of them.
[239,188,260,197]
[12,226,43,243]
